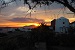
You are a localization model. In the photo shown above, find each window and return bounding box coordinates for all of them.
[63,22,65,24]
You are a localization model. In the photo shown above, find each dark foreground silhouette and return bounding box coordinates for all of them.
[0,24,75,50]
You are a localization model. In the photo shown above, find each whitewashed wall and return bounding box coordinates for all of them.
[55,17,69,33]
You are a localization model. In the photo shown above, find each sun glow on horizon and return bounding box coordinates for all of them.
[19,23,40,27]
[0,22,40,27]
[0,17,75,27]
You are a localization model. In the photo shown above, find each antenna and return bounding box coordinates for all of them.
[0,8,1,13]
[73,14,75,17]
[30,11,31,18]
[57,8,62,18]
[62,6,66,17]
[67,13,75,18]
[44,5,46,16]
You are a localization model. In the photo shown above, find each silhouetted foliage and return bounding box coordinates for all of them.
[0,24,75,50]
[31,23,54,43]
[15,28,20,31]
[0,33,7,37]
[68,26,75,34]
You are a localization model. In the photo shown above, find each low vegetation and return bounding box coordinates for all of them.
[0,24,75,50]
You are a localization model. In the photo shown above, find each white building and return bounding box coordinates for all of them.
[55,17,70,33]
[51,17,70,33]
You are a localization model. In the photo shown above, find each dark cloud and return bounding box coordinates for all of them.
[35,2,64,11]
[9,17,44,23]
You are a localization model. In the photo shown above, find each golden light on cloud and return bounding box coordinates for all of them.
[33,23,41,26]
[68,18,75,23]
[45,19,52,22]
[0,4,75,27]
[0,17,75,27]
[18,23,40,27]
[0,22,40,27]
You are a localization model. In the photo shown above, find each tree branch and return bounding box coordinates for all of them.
[56,0,75,13]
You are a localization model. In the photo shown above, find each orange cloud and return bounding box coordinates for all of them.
[0,22,40,27]
[68,18,75,23]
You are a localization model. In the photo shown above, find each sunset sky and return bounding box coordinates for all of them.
[0,0,75,27]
